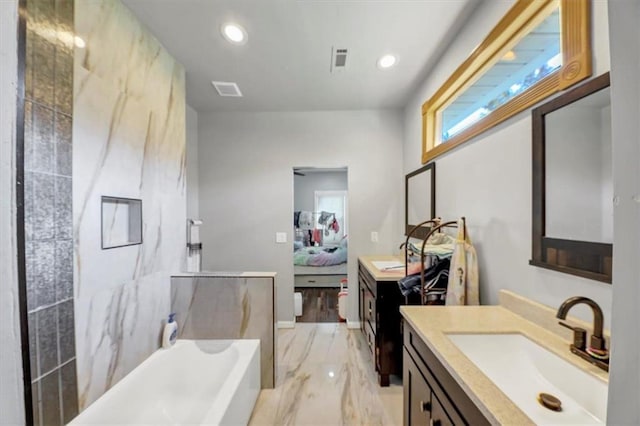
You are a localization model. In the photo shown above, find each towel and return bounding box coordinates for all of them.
[445,219,479,306]
[398,257,450,298]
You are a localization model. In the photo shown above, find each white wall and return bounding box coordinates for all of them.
[402,0,613,322]
[198,110,403,322]
[607,0,640,423]
[0,2,25,424]
[186,104,199,219]
[294,171,348,212]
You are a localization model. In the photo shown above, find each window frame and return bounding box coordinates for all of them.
[422,0,592,163]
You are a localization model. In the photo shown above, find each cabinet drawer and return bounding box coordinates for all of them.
[294,274,346,287]
[403,322,489,426]
[365,322,376,357]
[431,394,454,426]
[363,287,377,332]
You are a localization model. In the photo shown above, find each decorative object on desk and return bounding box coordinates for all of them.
[101,196,142,249]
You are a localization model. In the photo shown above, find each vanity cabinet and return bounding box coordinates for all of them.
[403,322,489,426]
[358,257,405,386]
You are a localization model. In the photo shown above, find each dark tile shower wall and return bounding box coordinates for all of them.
[23,0,78,424]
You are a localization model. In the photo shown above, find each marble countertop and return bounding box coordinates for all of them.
[358,255,407,282]
[400,304,609,425]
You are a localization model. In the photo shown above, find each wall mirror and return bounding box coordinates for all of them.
[531,72,612,283]
[422,0,591,163]
[405,163,436,240]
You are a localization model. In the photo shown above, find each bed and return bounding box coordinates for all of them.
[293,238,347,286]
[294,263,347,276]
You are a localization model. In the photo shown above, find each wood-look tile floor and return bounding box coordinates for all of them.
[295,288,340,323]
[249,323,403,426]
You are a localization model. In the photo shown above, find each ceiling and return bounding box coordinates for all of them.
[123,0,477,113]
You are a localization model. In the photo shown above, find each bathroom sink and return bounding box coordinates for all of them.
[447,333,607,425]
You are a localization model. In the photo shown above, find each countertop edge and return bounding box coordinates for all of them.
[400,304,608,425]
[358,255,406,281]
[401,306,516,425]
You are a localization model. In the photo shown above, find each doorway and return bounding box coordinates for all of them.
[293,167,348,323]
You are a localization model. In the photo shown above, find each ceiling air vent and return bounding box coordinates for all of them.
[211,81,243,97]
[330,47,348,73]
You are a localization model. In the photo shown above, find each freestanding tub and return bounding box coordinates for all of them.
[71,339,261,425]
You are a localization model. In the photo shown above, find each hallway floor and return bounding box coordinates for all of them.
[249,323,403,426]
[295,288,341,323]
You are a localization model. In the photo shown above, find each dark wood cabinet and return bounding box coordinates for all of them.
[358,258,405,386]
[403,321,490,426]
[404,348,432,425]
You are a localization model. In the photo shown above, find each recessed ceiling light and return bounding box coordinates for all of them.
[377,54,397,69]
[221,23,247,45]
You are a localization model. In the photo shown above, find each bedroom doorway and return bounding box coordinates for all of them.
[293,167,348,323]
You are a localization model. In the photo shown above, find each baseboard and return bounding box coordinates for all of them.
[277,321,296,329]
[346,320,361,329]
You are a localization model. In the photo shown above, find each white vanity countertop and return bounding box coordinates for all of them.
[358,255,406,282]
[400,302,609,425]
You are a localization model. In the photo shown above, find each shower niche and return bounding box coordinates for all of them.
[101,196,143,249]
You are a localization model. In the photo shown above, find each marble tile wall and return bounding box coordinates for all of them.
[23,0,78,424]
[171,275,277,388]
[73,0,186,411]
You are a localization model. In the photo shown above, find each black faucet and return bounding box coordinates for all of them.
[556,296,609,371]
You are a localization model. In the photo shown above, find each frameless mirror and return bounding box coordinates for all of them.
[531,73,612,283]
[405,163,436,240]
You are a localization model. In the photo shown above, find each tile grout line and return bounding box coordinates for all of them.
[31,356,76,384]
[24,169,72,179]
[28,296,73,314]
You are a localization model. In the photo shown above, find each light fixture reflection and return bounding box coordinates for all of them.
[74,36,86,48]
[502,50,516,61]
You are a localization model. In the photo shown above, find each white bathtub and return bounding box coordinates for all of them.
[71,339,261,425]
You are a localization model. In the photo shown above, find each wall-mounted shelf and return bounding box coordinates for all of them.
[101,196,142,249]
